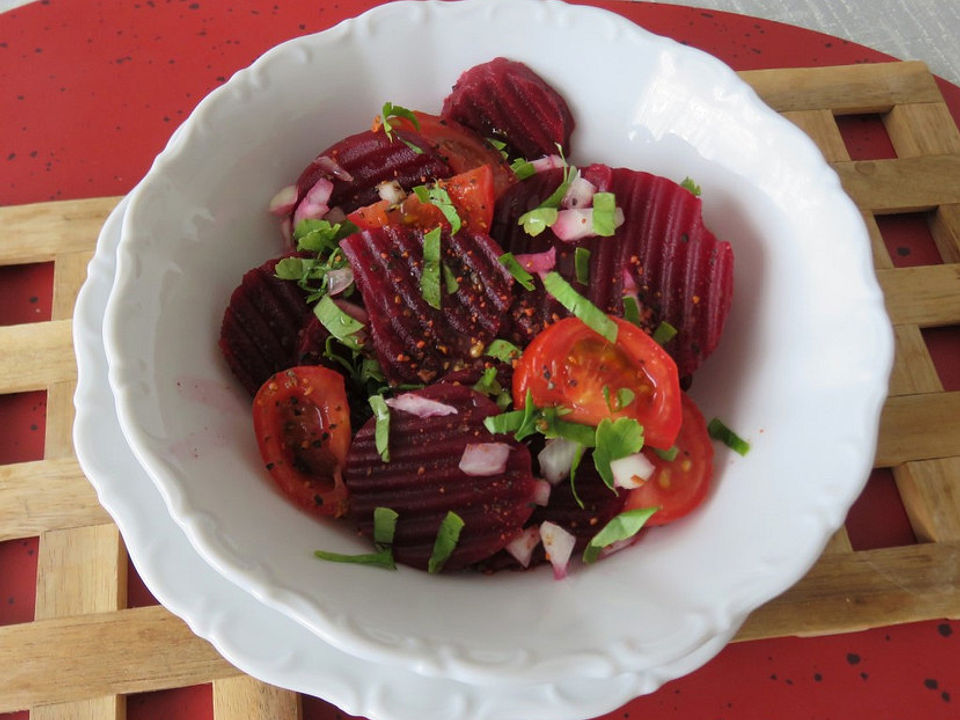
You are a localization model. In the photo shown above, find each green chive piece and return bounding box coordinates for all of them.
[707,418,751,456]
[313,548,396,569]
[654,445,679,462]
[314,295,364,348]
[569,443,586,509]
[542,272,618,343]
[582,507,659,563]
[574,247,591,284]
[622,295,642,326]
[381,101,419,142]
[513,389,541,441]
[591,191,618,237]
[517,206,558,237]
[498,252,535,291]
[592,417,645,489]
[472,366,502,396]
[681,176,702,196]
[442,263,459,293]
[483,409,525,435]
[427,511,465,574]
[510,157,536,180]
[421,226,442,310]
[373,507,399,546]
[368,394,391,462]
[652,321,678,346]
[487,137,509,159]
[486,339,522,363]
[400,136,424,154]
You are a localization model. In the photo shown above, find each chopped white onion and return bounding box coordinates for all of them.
[505,526,541,568]
[551,208,594,241]
[601,537,637,559]
[532,479,552,507]
[537,437,580,485]
[313,154,354,182]
[621,268,637,293]
[530,154,565,173]
[325,268,354,296]
[540,521,576,580]
[292,177,335,227]
[458,443,512,477]
[385,393,458,418]
[279,216,292,247]
[377,180,406,204]
[561,175,597,209]
[610,452,656,489]
[268,184,298,216]
[514,246,556,276]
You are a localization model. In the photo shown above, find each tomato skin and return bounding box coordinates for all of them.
[623,393,713,525]
[252,366,351,519]
[512,316,683,450]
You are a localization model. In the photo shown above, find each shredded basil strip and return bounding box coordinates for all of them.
[516,206,558,237]
[421,226,442,310]
[442,262,459,293]
[542,271,618,343]
[427,511,465,574]
[369,394,391,462]
[513,390,541,441]
[373,507,399,546]
[654,445,680,462]
[622,295,642,326]
[593,417,645,489]
[483,409,525,435]
[591,192,618,237]
[498,252,535,291]
[583,507,659,563]
[313,547,396,569]
[314,295,364,349]
[652,321,678,346]
[708,418,751,456]
[414,185,462,234]
[681,176,702,196]
[381,101,419,142]
[574,247,591,284]
[486,339,522,362]
[510,157,536,180]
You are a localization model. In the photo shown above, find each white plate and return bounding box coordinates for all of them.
[101,0,893,691]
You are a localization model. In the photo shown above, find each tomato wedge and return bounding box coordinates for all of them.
[392,111,516,197]
[623,393,713,525]
[348,164,496,234]
[512,316,682,450]
[252,366,351,518]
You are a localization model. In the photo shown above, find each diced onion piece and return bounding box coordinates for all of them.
[377,180,406,204]
[325,268,354,296]
[385,393,458,418]
[621,268,637,292]
[313,154,354,182]
[458,442,512,477]
[268,184,298,216]
[530,154,565,173]
[551,208,595,241]
[532,479,552,507]
[324,206,347,224]
[513,246,556,276]
[505,526,541,568]
[609,452,656,489]
[561,175,597,209]
[537,437,580,484]
[540,521,576,580]
[601,537,637,558]
[293,177,334,226]
[332,298,368,325]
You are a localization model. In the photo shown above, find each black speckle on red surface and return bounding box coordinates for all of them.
[927,679,941,690]
[943,692,952,703]
[847,653,862,665]
[939,623,954,638]
[814,673,823,682]
[0,537,39,626]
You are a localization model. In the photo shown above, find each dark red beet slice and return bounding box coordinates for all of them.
[219,256,312,395]
[442,58,575,161]
[294,129,452,216]
[340,226,514,385]
[344,384,537,572]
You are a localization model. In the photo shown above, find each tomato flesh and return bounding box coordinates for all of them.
[513,316,682,450]
[624,393,713,525]
[252,366,351,518]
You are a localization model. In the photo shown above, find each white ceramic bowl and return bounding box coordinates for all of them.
[102,0,893,701]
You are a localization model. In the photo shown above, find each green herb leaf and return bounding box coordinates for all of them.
[652,321,678,346]
[472,366,502,396]
[591,191,618,237]
[574,247,591,284]
[498,252,535,291]
[421,226,442,310]
[368,394,391,462]
[616,387,635,410]
[513,389,541,441]
[516,206,558,237]
[707,418,751,455]
[483,409,525,435]
[314,295,364,348]
[542,271,618,343]
[314,547,396,569]
[486,339,522,363]
[593,417,645,488]
[381,101,419,142]
[654,445,679,462]
[681,177,701,196]
[622,295,642,326]
[373,506,399,546]
[274,257,306,280]
[582,507,659,563]
[399,137,424,154]
[510,157,536,180]
[569,443,586,509]
[413,185,462,234]
[294,218,358,253]
[427,511,465,574]
[487,137,509,159]
[442,262,459,293]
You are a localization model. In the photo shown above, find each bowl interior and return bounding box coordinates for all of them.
[104,0,892,685]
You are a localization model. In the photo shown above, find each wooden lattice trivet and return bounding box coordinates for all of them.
[0,61,958,717]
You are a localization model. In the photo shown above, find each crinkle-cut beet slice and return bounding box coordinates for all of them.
[442,57,575,161]
[219,256,312,395]
[294,129,452,217]
[340,226,514,385]
[439,360,514,392]
[344,384,537,572]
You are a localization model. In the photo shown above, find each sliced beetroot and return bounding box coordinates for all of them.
[344,384,537,572]
[219,256,312,395]
[340,226,514,385]
[441,58,575,161]
[294,129,452,217]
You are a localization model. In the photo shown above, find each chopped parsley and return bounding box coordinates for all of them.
[681,176,701,196]
[510,157,537,180]
[368,394,391,462]
[485,339,522,363]
[652,320,678,346]
[314,505,399,570]
[420,226,442,309]
[428,511,465,574]
[314,295,364,349]
[591,192,618,237]
[574,247,591,284]
[707,418,751,455]
[498,252,535,291]
[413,184,462,234]
[542,271,618,343]
[583,507,659,563]
[380,101,423,153]
[592,417,645,489]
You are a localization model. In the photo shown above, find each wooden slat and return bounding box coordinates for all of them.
[52,250,94,321]
[0,457,112,541]
[31,697,125,720]
[821,527,854,555]
[0,197,119,265]
[875,391,960,467]
[44,380,78,461]
[931,204,960,263]
[213,676,301,720]
[861,210,894,270]
[835,154,960,214]
[894,458,960,543]
[739,61,942,114]
[0,320,76,394]
[888,325,944,397]
[884,102,960,157]
[782,108,850,162]
[736,542,960,641]
[876,263,960,327]
[0,606,239,713]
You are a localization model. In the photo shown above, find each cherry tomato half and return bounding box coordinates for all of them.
[623,393,714,525]
[512,316,682,450]
[252,366,351,518]
[348,164,495,234]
